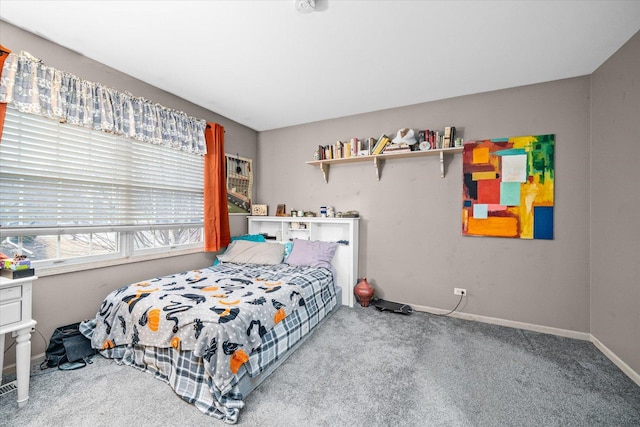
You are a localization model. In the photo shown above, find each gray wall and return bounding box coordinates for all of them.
[258,78,592,333]
[2,21,638,378]
[590,31,640,375]
[1,22,258,366]
[257,31,640,377]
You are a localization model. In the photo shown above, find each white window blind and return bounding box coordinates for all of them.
[0,105,204,230]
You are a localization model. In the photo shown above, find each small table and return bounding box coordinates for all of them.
[0,275,37,408]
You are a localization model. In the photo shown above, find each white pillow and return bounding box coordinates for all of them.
[285,239,338,269]
[217,240,284,265]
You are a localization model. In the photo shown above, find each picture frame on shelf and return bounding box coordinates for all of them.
[251,204,268,216]
[276,204,287,216]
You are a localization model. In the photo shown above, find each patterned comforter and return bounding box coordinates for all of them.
[90,263,316,395]
[88,262,337,418]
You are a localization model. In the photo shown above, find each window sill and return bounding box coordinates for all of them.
[32,247,205,277]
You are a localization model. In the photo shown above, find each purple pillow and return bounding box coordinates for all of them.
[285,239,338,269]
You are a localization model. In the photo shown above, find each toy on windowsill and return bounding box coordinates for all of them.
[1,253,35,279]
[2,253,30,269]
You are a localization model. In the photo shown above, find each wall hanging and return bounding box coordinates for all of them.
[225,154,253,214]
[462,134,554,239]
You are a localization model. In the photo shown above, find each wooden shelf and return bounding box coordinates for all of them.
[306,147,463,182]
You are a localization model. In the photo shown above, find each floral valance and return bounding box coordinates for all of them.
[0,51,206,155]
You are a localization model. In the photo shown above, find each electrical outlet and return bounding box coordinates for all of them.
[454,288,467,296]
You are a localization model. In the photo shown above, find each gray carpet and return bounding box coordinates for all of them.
[1,306,639,426]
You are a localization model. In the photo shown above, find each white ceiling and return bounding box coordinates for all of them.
[1,1,639,131]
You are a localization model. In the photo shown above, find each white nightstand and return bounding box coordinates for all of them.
[0,275,37,408]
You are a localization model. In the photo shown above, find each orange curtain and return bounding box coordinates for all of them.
[0,45,12,142]
[203,122,231,251]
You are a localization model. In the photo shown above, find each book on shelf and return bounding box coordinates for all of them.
[383,144,412,154]
[324,145,332,159]
[357,138,372,156]
[312,125,459,162]
[367,137,377,155]
[370,138,379,154]
[372,134,391,155]
[444,126,456,148]
[350,138,359,157]
[427,130,435,150]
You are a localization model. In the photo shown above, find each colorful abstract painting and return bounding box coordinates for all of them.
[462,134,554,239]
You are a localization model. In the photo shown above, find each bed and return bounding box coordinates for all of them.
[81,236,345,424]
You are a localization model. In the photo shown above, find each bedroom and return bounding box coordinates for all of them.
[0,1,639,424]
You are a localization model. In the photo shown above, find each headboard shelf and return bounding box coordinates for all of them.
[248,216,359,307]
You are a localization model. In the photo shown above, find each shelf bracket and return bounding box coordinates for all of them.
[319,163,329,183]
[439,151,445,178]
[373,157,384,180]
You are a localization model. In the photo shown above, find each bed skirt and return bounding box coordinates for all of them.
[84,287,342,424]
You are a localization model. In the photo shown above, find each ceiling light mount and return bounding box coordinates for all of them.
[295,0,315,13]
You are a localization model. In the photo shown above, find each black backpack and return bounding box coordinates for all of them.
[44,322,96,370]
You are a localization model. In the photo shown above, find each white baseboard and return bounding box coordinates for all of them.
[411,304,591,340]
[411,304,640,386]
[1,352,46,377]
[591,335,640,387]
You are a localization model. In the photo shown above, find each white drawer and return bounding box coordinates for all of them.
[0,300,22,327]
[0,285,22,302]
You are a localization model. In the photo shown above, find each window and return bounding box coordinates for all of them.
[0,105,204,273]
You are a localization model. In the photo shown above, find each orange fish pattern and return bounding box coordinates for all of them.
[91,264,305,393]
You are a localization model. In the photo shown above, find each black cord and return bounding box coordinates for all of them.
[34,328,48,349]
[3,327,48,354]
[3,338,15,354]
[430,294,464,317]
